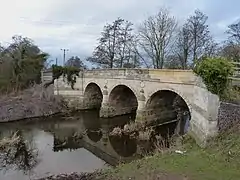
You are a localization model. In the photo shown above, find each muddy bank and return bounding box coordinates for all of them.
[36,172,185,180]
[36,172,102,180]
[0,85,67,123]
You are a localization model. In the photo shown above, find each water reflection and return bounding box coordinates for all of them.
[0,110,176,180]
[82,111,103,143]
[0,130,39,174]
[109,135,137,157]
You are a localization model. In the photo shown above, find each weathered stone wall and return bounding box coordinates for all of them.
[218,102,240,132]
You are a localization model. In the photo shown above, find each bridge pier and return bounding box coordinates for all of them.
[135,89,147,121]
[99,87,112,117]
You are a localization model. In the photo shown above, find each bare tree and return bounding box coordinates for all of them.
[87,18,140,68]
[227,20,240,44]
[127,36,151,68]
[220,42,240,62]
[87,18,123,68]
[117,20,134,67]
[65,56,86,69]
[173,24,193,69]
[187,10,210,63]
[138,8,177,69]
[202,36,218,57]
[164,54,183,69]
[0,44,4,64]
[224,20,240,62]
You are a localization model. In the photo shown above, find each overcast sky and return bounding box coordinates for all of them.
[0,0,239,65]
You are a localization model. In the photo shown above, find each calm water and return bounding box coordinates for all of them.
[0,110,141,180]
[0,110,178,180]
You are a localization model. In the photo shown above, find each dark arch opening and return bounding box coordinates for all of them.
[84,83,103,110]
[108,85,138,116]
[146,90,191,137]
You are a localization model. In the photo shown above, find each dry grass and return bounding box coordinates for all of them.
[0,84,66,122]
[0,131,20,151]
[110,120,148,137]
[138,128,153,141]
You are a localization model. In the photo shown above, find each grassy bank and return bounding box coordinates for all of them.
[99,125,240,180]
[36,123,240,180]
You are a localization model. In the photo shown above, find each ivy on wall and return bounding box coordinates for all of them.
[44,65,80,89]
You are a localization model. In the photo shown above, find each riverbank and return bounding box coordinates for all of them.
[0,85,66,123]
[102,127,240,180]
[37,123,240,180]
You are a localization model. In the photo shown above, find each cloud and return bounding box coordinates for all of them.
[0,0,239,65]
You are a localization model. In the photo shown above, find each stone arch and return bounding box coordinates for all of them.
[108,84,138,115]
[147,87,192,113]
[108,83,140,99]
[146,89,191,136]
[83,82,103,109]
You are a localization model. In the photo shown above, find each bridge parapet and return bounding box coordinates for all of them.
[84,68,150,79]
[42,68,203,88]
[84,69,199,85]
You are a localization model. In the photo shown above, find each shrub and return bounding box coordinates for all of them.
[194,57,234,96]
[49,65,80,89]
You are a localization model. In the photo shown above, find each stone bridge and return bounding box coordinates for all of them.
[43,68,220,145]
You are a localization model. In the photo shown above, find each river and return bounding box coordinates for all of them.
[0,110,143,180]
[0,110,178,180]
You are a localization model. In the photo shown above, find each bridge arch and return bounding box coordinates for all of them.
[147,87,192,113]
[108,84,138,115]
[146,89,191,135]
[83,82,103,109]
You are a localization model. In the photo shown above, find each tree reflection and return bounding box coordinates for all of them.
[0,130,39,174]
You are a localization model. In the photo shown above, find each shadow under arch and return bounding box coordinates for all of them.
[82,110,103,143]
[84,83,103,109]
[146,90,191,136]
[108,85,138,115]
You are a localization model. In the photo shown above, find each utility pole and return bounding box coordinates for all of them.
[60,48,69,66]
[55,57,59,95]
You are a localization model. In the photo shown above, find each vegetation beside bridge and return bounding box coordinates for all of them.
[34,121,240,180]
[98,124,240,180]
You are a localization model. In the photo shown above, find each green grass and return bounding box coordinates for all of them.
[100,127,240,180]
